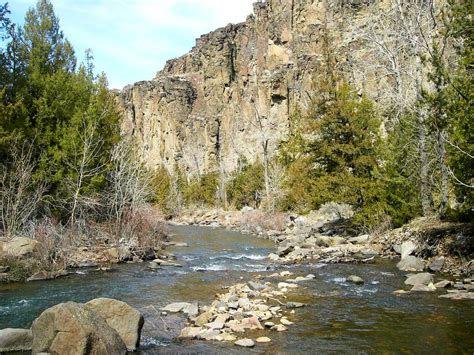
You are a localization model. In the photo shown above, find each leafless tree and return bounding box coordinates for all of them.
[106,138,153,238]
[0,142,46,238]
[65,119,105,225]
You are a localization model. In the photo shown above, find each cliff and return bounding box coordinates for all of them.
[118,0,379,177]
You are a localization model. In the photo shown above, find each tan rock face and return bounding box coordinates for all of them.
[118,0,390,177]
[84,297,144,351]
[31,302,126,355]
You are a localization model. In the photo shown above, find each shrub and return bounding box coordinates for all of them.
[227,162,264,209]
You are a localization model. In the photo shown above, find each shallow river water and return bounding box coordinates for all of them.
[1,225,473,353]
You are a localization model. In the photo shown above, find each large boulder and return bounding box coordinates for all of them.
[400,240,416,259]
[0,328,32,352]
[32,302,126,355]
[396,255,425,272]
[3,237,39,258]
[85,298,144,351]
[405,273,434,286]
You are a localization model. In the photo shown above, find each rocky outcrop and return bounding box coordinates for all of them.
[31,302,127,355]
[118,0,381,177]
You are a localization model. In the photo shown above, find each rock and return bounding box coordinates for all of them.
[84,298,144,351]
[348,234,369,244]
[27,270,53,282]
[103,247,131,262]
[235,338,255,347]
[346,275,364,284]
[277,245,294,257]
[215,333,237,342]
[240,316,263,330]
[31,302,126,354]
[393,289,410,295]
[411,283,436,292]
[178,327,202,339]
[278,282,298,289]
[161,302,191,313]
[3,237,39,258]
[439,292,474,300]
[428,257,445,272]
[147,261,161,269]
[264,321,275,328]
[434,280,452,288]
[193,311,214,327]
[205,314,229,330]
[182,303,199,317]
[396,256,425,272]
[268,253,280,261]
[400,240,416,259]
[305,274,316,279]
[0,328,32,352]
[198,329,221,341]
[166,242,188,247]
[256,336,272,343]
[152,259,182,267]
[248,281,266,291]
[280,271,293,277]
[280,318,293,325]
[314,235,346,247]
[405,273,434,286]
[271,324,288,332]
[286,302,305,309]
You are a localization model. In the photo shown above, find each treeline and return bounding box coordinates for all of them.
[153,0,472,230]
[0,0,162,253]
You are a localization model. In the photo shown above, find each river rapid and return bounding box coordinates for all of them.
[0,225,473,353]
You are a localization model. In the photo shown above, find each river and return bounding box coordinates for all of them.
[1,225,473,353]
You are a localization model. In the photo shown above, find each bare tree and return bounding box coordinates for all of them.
[65,119,104,225]
[107,139,153,238]
[0,142,45,238]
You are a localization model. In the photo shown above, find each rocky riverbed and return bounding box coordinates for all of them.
[1,224,473,353]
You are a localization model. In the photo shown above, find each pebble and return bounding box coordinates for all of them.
[280,318,294,325]
[256,337,272,343]
[272,324,288,332]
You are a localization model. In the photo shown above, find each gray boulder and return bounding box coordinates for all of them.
[405,273,434,286]
[397,255,425,272]
[0,328,32,352]
[400,240,416,259]
[346,275,364,284]
[84,298,144,351]
[32,302,126,354]
[428,257,445,272]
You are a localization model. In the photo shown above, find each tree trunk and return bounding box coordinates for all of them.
[437,128,448,217]
[418,110,434,216]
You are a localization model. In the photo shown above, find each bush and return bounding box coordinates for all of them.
[183,172,219,207]
[227,162,264,209]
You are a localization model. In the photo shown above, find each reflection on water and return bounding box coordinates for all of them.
[0,224,473,353]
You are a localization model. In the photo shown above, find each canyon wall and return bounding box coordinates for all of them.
[118,0,380,177]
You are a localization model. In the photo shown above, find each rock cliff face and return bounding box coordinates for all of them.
[118,0,375,177]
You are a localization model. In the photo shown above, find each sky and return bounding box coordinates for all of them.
[9,0,255,89]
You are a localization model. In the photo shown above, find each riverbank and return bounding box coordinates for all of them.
[172,205,474,297]
[0,217,169,283]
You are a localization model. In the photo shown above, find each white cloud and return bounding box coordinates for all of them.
[10,0,256,88]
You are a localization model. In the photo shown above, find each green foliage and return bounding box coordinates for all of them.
[383,114,422,226]
[151,167,173,212]
[0,0,120,223]
[227,162,264,209]
[183,172,219,207]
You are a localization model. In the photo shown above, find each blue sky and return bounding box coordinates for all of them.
[9,0,255,89]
